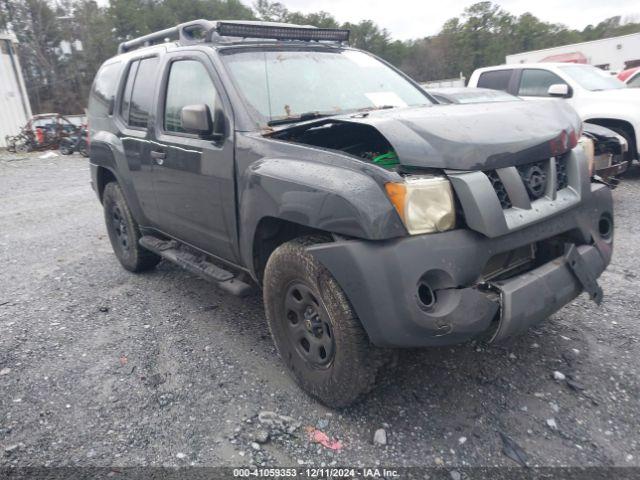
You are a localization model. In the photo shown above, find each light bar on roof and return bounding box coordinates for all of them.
[216,22,350,42]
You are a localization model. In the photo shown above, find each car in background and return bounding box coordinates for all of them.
[618,67,640,87]
[5,113,78,153]
[427,86,519,105]
[468,63,640,168]
[426,87,628,181]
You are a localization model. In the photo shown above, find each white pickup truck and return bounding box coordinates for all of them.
[468,63,640,166]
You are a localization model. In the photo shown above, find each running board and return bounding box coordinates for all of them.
[139,235,254,297]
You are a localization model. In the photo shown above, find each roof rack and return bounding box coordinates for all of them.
[117,19,350,54]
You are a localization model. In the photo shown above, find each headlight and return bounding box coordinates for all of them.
[385,176,456,234]
[578,136,595,176]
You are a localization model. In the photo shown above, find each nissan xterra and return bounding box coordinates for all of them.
[88,20,614,407]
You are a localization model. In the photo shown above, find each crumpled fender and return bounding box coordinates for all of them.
[238,156,406,273]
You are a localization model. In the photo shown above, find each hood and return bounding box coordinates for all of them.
[275,100,583,171]
[583,122,618,139]
[587,88,640,101]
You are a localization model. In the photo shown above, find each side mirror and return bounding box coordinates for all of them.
[211,105,226,141]
[180,104,212,135]
[547,83,571,98]
[180,104,226,141]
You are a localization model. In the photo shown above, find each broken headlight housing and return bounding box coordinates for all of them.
[385,176,456,234]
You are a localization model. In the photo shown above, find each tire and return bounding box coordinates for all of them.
[608,125,636,169]
[263,236,388,408]
[102,182,161,272]
[59,144,72,155]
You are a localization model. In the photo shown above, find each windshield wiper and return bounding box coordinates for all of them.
[356,105,397,112]
[267,111,334,127]
[267,105,399,126]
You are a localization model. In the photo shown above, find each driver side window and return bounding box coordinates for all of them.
[518,69,567,97]
[164,60,218,133]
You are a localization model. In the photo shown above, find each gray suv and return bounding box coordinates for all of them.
[88,20,614,407]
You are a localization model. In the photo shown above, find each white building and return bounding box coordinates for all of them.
[0,32,31,148]
[506,32,640,73]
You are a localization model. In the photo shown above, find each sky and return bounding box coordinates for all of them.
[273,0,640,40]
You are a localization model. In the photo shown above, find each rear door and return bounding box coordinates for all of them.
[475,69,516,93]
[149,51,238,262]
[116,55,162,225]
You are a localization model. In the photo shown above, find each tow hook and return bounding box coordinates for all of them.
[564,243,603,305]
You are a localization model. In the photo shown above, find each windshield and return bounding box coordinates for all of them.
[220,48,432,124]
[559,65,626,91]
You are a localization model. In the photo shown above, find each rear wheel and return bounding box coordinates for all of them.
[263,236,388,408]
[102,182,161,272]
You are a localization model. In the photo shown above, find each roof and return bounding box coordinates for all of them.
[0,31,18,43]
[117,19,349,55]
[618,66,640,82]
[506,31,640,58]
[540,52,587,64]
[474,62,593,73]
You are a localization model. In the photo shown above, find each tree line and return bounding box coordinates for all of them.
[1,0,639,115]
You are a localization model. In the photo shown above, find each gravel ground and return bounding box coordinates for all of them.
[0,151,639,469]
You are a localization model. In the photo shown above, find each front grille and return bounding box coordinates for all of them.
[482,244,536,281]
[557,156,568,190]
[517,160,548,201]
[486,155,569,210]
[486,170,512,209]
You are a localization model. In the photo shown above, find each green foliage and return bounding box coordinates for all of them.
[1,0,639,114]
[400,3,639,81]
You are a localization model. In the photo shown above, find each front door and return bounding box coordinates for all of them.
[149,52,238,262]
[516,68,570,102]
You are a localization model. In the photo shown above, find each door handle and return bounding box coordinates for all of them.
[150,150,166,165]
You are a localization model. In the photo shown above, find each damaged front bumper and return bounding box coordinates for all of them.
[307,183,613,347]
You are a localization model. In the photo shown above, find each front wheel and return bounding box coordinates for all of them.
[609,125,636,170]
[263,236,388,408]
[102,182,161,272]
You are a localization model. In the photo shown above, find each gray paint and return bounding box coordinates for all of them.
[308,184,612,347]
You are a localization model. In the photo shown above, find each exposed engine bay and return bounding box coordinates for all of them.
[270,121,400,170]
[265,99,584,172]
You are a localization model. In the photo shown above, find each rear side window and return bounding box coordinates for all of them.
[120,57,159,128]
[120,61,139,122]
[89,62,122,116]
[164,60,217,133]
[477,70,512,91]
[518,69,566,97]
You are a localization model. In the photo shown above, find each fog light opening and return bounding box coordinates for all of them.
[598,214,613,241]
[417,282,436,309]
